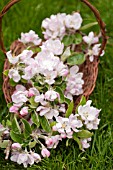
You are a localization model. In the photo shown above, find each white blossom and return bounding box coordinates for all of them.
[45,135,62,149]
[20,107,29,116]
[35,51,60,73]
[6,51,19,64]
[42,13,66,39]
[10,151,41,168]
[18,50,33,64]
[53,116,73,138]
[88,44,105,62]
[45,90,59,101]
[41,148,50,158]
[8,69,21,82]
[11,86,28,104]
[19,30,42,45]
[65,13,83,30]
[78,100,101,130]
[12,143,21,150]
[41,39,64,55]
[36,106,59,119]
[69,114,83,132]
[80,138,91,151]
[65,65,84,97]
[83,32,99,45]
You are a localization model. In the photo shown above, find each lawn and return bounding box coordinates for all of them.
[0,0,113,169]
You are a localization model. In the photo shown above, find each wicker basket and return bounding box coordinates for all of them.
[0,0,108,106]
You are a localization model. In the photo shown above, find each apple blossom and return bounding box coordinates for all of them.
[20,107,29,116]
[6,51,19,64]
[30,152,41,163]
[65,13,83,30]
[69,114,83,132]
[88,44,105,62]
[10,151,41,168]
[57,61,69,77]
[65,65,84,96]
[44,70,57,85]
[45,90,59,101]
[37,106,59,119]
[11,90,28,104]
[8,69,21,82]
[28,87,39,97]
[35,94,47,105]
[12,143,21,150]
[41,148,50,158]
[78,100,101,130]
[9,105,19,113]
[18,50,33,64]
[19,30,42,45]
[53,116,73,138]
[45,135,62,149]
[81,138,91,151]
[35,51,60,73]
[83,31,99,45]
[15,85,26,92]
[42,13,66,39]
[41,39,64,55]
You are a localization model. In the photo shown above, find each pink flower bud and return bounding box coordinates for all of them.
[61,133,67,138]
[41,148,50,158]
[20,107,28,116]
[3,130,9,135]
[28,90,35,97]
[12,143,21,150]
[52,126,57,131]
[9,106,19,113]
[46,138,53,146]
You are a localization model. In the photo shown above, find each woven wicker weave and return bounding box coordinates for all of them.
[0,0,108,105]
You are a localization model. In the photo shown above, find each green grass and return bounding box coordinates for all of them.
[0,0,113,169]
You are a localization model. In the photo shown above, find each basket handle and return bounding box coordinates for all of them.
[0,0,21,57]
[81,0,108,58]
[0,0,108,58]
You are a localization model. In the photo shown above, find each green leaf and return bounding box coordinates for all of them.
[29,140,37,149]
[0,140,10,148]
[9,78,17,87]
[31,111,40,127]
[22,119,32,139]
[55,86,65,103]
[62,35,75,46]
[73,134,82,150]
[7,103,13,109]
[50,121,56,127]
[55,77,63,85]
[80,22,98,30]
[61,47,71,62]
[65,97,71,105]
[39,116,51,133]
[12,116,21,134]
[3,70,9,76]
[10,130,23,143]
[79,96,86,106]
[74,33,82,45]
[29,97,39,108]
[65,101,74,117]
[76,96,86,113]
[77,130,93,139]
[6,120,12,128]
[21,78,27,83]
[67,52,85,65]
[60,82,66,91]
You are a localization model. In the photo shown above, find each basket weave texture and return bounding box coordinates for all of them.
[0,0,108,105]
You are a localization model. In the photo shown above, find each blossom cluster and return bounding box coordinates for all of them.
[1,11,103,168]
[42,13,82,39]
